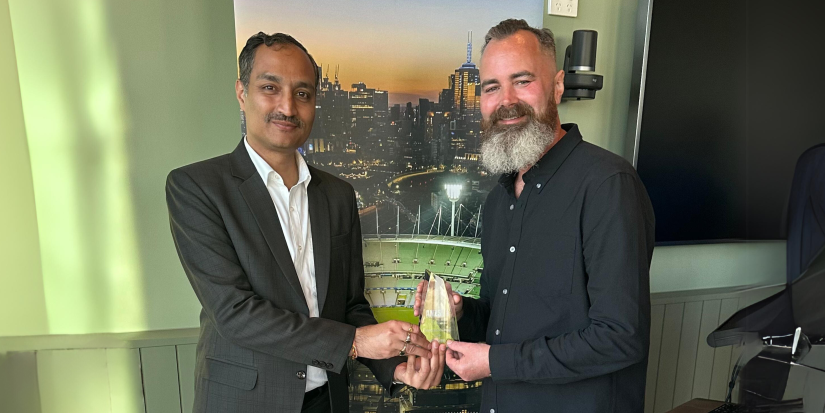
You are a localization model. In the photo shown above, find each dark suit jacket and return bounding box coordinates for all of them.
[166,140,400,413]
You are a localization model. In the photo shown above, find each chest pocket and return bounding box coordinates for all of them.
[521,234,575,296]
[330,232,350,250]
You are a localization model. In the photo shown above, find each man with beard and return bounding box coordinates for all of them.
[414,19,655,412]
[166,32,445,413]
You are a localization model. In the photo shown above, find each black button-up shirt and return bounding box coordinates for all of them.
[458,124,655,412]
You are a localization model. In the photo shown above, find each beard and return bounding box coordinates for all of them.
[480,98,558,175]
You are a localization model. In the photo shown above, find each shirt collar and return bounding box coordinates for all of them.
[498,123,583,194]
[243,136,311,188]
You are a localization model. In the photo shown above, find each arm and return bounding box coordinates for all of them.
[340,191,405,390]
[488,172,654,385]
[166,169,355,374]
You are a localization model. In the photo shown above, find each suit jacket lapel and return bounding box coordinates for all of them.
[308,168,331,314]
[231,140,308,312]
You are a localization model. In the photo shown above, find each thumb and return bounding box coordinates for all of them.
[452,293,461,304]
[446,340,468,352]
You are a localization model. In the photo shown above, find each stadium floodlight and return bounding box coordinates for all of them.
[444,184,462,236]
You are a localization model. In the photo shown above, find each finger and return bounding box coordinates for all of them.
[414,281,425,316]
[453,292,462,305]
[445,346,460,371]
[426,341,444,388]
[404,343,431,359]
[404,354,416,384]
[407,332,431,350]
[417,347,432,383]
[430,342,447,388]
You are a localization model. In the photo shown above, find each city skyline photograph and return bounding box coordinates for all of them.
[234,0,542,105]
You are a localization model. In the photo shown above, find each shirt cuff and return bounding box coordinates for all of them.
[488,343,519,382]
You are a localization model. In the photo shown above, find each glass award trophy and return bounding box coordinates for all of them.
[419,269,460,342]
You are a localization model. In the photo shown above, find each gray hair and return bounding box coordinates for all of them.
[238,32,319,94]
[481,19,556,58]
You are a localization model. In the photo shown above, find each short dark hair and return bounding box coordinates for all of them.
[482,19,556,58]
[238,32,320,93]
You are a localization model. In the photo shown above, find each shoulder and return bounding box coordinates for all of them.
[167,153,233,188]
[571,141,640,185]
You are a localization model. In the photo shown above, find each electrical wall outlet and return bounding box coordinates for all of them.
[549,0,578,18]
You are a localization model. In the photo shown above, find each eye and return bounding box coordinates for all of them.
[262,85,277,92]
[515,80,531,86]
[484,85,499,93]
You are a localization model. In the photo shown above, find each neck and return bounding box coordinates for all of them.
[247,137,300,188]
[517,121,566,181]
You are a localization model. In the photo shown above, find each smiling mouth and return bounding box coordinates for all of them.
[498,116,526,124]
[271,120,300,130]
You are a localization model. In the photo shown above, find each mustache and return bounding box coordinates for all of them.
[265,112,304,128]
[489,102,535,124]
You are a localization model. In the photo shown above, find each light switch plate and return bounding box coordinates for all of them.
[549,0,578,18]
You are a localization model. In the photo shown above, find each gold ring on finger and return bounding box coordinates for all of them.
[408,324,414,333]
[399,342,408,357]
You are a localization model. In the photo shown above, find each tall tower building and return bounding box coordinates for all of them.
[349,82,375,153]
[451,31,482,155]
[319,65,350,151]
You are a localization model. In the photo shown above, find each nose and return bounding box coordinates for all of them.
[277,93,297,117]
[500,84,518,107]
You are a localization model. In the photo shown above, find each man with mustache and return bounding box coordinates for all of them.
[414,19,655,412]
[166,32,445,413]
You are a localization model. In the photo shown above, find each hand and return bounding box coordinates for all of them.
[394,339,447,389]
[445,340,491,382]
[413,279,463,320]
[355,321,431,360]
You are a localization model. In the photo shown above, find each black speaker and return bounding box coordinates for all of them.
[562,30,604,100]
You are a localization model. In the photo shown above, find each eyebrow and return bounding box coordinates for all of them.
[256,73,313,90]
[510,70,535,80]
[257,73,281,83]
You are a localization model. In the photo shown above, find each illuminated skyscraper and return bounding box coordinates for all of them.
[318,65,350,151]
[349,82,375,154]
[451,32,482,156]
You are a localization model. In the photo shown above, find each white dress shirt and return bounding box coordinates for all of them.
[244,138,326,392]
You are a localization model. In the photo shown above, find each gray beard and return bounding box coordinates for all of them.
[480,119,556,175]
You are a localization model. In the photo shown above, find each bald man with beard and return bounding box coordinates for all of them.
[415,19,656,412]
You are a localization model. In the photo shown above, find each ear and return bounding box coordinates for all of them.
[554,69,565,105]
[235,79,247,112]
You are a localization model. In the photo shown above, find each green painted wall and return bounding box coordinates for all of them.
[4,0,239,335]
[543,0,786,292]
[0,0,49,337]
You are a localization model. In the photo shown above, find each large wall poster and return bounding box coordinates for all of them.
[234,1,542,411]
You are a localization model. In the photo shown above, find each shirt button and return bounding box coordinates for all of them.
[298,245,303,251]
[491,409,496,413]
[290,206,295,212]
[503,289,508,295]
[536,183,542,188]
[509,204,514,210]
[495,329,500,336]
[509,246,515,253]
[296,370,306,380]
